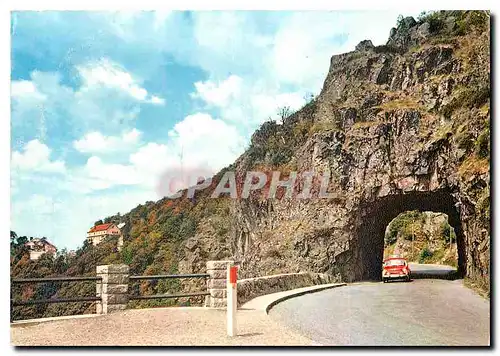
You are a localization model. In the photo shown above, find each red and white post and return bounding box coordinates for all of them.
[227,262,238,337]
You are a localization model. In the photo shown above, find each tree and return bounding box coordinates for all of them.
[94,219,103,226]
[10,230,18,244]
[277,106,293,125]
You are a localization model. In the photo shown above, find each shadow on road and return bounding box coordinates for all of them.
[409,263,459,280]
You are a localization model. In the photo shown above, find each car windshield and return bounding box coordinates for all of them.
[385,259,406,266]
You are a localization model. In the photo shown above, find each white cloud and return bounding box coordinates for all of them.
[150,95,165,105]
[191,74,307,131]
[64,113,245,194]
[83,156,141,185]
[73,129,142,154]
[11,80,47,101]
[11,139,66,174]
[11,11,425,250]
[12,194,63,217]
[76,58,165,105]
[192,75,243,107]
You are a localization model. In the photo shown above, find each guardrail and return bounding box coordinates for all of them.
[11,276,102,307]
[128,273,210,301]
[10,261,239,321]
[11,268,212,321]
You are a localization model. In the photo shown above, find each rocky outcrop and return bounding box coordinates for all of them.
[180,11,490,295]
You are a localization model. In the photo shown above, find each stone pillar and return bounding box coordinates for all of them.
[205,260,233,308]
[96,264,129,314]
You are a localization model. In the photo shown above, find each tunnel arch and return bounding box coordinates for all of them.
[355,188,465,281]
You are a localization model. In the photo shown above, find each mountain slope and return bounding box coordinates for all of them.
[11,11,490,320]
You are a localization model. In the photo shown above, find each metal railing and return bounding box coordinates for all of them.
[128,273,210,301]
[11,271,211,321]
[11,276,102,307]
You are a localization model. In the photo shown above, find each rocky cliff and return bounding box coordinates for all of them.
[11,12,490,321]
[180,11,490,294]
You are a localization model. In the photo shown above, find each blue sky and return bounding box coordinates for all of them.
[10,10,421,250]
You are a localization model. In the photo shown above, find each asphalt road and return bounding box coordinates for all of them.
[409,263,457,278]
[269,277,490,346]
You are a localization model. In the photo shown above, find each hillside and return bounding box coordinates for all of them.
[383,211,458,266]
[11,10,490,320]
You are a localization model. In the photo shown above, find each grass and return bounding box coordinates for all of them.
[464,276,490,299]
[308,121,339,134]
[430,122,454,142]
[458,155,489,179]
[352,121,381,129]
[377,98,424,111]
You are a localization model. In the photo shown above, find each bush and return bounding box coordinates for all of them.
[385,210,421,245]
[475,127,490,159]
[419,248,434,263]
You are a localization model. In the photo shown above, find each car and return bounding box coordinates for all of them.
[382,257,411,283]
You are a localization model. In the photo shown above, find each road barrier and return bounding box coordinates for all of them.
[11,276,102,306]
[128,273,210,301]
[11,265,212,320]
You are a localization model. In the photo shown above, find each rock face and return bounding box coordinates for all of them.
[180,12,490,294]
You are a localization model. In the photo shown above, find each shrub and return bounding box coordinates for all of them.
[309,121,339,134]
[385,210,421,245]
[419,248,434,263]
[475,127,490,159]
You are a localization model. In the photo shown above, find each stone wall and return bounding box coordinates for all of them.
[237,272,336,306]
[205,261,335,308]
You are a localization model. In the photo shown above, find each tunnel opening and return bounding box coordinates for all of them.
[356,189,465,281]
[383,210,458,266]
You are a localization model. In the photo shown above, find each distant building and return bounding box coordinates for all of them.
[86,223,122,247]
[25,238,57,261]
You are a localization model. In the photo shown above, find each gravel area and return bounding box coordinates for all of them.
[11,307,315,346]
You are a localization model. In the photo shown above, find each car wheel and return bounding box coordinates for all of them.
[406,275,411,282]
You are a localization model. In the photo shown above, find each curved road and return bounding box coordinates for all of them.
[269,271,489,346]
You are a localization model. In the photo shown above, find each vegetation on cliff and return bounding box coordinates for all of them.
[383,211,458,266]
[11,10,490,320]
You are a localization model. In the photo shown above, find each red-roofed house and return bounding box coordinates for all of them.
[87,223,121,246]
[25,238,57,260]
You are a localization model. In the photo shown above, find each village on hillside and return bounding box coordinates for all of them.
[21,222,126,261]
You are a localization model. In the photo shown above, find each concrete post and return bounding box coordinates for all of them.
[205,260,234,308]
[96,264,129,314]
[227,262,238,336]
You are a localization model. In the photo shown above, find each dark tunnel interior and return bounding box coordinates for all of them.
[356,189,465,281]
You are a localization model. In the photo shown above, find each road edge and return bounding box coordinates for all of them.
[265,283,347,314]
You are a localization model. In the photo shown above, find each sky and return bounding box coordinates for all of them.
[10,10,422,250]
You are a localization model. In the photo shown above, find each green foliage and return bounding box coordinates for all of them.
[456,129,475,152]
[475,127,490,159]
[396,15,410,33]
[385,210,421,245]
[440,85,490,118]
[477,188,490,224]
[121,247,134,265]
[419,248,434,263]
[308,121,339,135]
[423,11,444,32]
[417,11,489,38]
[440,222,456,243]
[454,11,489,35]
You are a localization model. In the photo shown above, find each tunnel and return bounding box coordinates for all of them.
[355,188,465,281]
